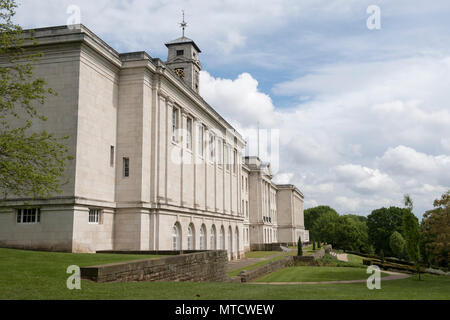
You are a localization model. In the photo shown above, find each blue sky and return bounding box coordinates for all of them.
[14,0,450,218]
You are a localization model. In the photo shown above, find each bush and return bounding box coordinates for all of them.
[297,237,303,256]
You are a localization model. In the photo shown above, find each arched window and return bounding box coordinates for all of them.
[200,224,206,250]
[235,227,239,254]
[210,225,216,250]
[172,223,181,250]
[228,226,233,258]
[187,224,195,250]
[219,226,225,250]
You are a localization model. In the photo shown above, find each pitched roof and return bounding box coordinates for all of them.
[165,36,201,53]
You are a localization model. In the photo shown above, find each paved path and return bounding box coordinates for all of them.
[337,253,348,262]
[227,252,288,272]
[249,270,410,285]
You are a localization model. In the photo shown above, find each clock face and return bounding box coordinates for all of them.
[175,68,186,80]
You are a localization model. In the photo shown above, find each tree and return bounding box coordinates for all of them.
[297,237,302,256]
[389,231,406,259]
[402,195,422,280]
[0,0,70,200]
[311,208,339,244]
[304,206,339,243]
[421,190,449,268]
[332,215,370,253]
[367,207,407,256]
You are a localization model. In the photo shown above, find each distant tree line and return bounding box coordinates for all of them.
[305,190,449,270]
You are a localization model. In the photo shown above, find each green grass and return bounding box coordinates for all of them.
[254,266,389,282]
[1,248,449,300]
[244,251,279,259]
[346,253,365,265]
[227,253,288,277]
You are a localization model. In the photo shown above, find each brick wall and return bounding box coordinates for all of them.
[81,250,228,283]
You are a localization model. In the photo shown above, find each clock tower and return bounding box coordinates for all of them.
[165,11,202,93]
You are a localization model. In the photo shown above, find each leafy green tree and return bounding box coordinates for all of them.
[0,0,70,200]
[421,190,449,268]
[332,215,370,252]
[367,206,407,256]
[297,237,302,256]
[304,206,339,243]
[310,209,339,244]
[389,231,406,259]
[402,195,422,280]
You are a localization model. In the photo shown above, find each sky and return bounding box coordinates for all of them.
[14,0,450,218]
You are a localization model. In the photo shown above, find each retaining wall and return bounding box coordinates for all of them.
[81,250,228,283]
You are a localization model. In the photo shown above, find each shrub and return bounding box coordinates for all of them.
[297,237,303,256]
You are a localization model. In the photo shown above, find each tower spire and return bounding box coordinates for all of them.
[179,10,187,38]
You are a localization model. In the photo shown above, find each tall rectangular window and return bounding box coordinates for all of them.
[197,124,204,156]
[172,107,179,142]
[233,149,237,173]
[123,157,129,177]
[217,138,222,166]
[186,117,192,150]
[224,144,229,171]
[17,208,41,224]
[208,133,215,161]
[246,201,249,218]
[110,146,114,167]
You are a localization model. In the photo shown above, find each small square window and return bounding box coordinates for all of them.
[176,50,184,56]
[16,208,40,224]
[89,209,101,224]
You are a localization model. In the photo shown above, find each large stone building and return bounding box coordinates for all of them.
[0,24,307,258]
[276,185,309,245]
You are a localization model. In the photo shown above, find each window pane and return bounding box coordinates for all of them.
[186,118,192,149]
[123,158,129,177]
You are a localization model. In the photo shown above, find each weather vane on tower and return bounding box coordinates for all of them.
[179,10,187,38]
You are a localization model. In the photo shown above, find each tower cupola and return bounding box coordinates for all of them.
[165,11,202,93]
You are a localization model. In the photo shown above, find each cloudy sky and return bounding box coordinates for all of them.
[15,0,450,218]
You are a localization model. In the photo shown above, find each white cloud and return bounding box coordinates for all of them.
[441,138,450,152]
[273,172,294,184]
[200,71,277,128]
[377,145,450,183]
[200,55,450,216]
[334,164,398,194]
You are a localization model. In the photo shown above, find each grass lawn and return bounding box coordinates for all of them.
[346,253,365,265]
[227,253,289,277]
[244,251,279,259]
[254,266,389,282]
[1,248,449,300]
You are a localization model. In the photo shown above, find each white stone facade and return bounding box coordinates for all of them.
[276,185,309,244]
[0,24,307,258]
